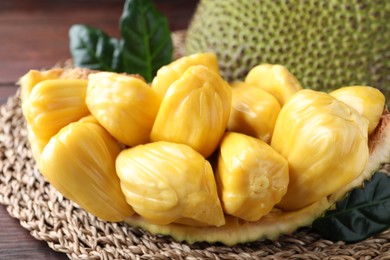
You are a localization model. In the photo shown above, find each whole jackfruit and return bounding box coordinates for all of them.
[185,0,390,104]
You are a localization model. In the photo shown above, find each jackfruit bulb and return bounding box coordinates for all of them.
[185,0,390,104]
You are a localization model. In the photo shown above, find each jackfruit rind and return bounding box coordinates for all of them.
[186,0,390,104]
[125,198,330,246]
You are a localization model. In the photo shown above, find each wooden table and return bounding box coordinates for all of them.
[0,0,198,259]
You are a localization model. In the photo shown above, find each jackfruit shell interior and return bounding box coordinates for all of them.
[124,109,390,246]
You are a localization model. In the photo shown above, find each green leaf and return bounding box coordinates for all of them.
[118,0,173,82]
[312,172,390,243]
[69,0,172,81]
[69,24,118,71]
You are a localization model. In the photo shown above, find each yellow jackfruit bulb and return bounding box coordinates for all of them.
[228,82,281,143]
[23,79,90,160]
[216,132,289,221]
[150,65,232,158]
[151,52,219,99]
[26,124,47,163]
[330,86,386,135]
[86,72,161,147]
[271,89,369,211]
[116,141,225,227]
[19,69,63,104]
[245,64,302,106]
[39,116,134,222]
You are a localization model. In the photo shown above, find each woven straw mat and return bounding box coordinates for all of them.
[1,31,390,260]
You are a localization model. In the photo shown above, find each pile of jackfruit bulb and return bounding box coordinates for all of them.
[20,52,386,227]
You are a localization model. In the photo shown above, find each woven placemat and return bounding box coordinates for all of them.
[1,31,390,260]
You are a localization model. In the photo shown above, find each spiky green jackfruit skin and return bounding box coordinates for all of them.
[185,0,390,104]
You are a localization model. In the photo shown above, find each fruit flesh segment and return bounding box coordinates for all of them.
[245,64,302,106]
[39,117,134,222]
[87,72,161,147]
[23,79,90,160]
[271,90,369,211]
[330,86,385,135]
[152,52,220,99]
[150,65,231,158]
[228,81,281,143]
[116,141,225,227]
[217,132,289,221]
[19,69,63,104]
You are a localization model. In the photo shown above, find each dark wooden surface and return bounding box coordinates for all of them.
[0,0,198,259]
[0,0,198,104]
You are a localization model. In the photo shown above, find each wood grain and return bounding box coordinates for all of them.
[0,0,198,96]
[0,0,198,258]
[0,0,123,84]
